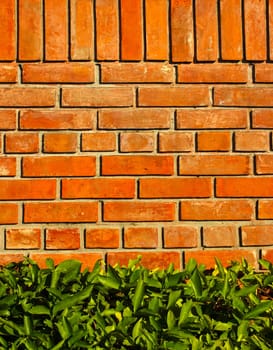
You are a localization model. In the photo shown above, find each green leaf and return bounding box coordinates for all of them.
[132,318,142,340]
[234,284,258,297]
[167,310,176,330]
[28,305,51,315]
[167,290,181,310]
[179,300,193,326]
[190,268,202,298]
[97,275,120,290]
[132,277,145,313]
[244,300,273,319]
[237,320,249,342]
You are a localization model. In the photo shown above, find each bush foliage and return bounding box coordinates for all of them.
[0,256,273,349]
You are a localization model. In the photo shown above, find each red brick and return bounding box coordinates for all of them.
[139,87,209,107]
[99,109,171,129]
[0,204,18,224]
[0,254,25,266]
[171,0,193,62]
[101,63,173,83]
[254,64,273,82]
[124,227,158,248]
[159,132,194,152]
[256,155,273,174]
[120,0,142,60]
[139,178,212,198]
[203,226,237,247]
[22,156,96,177]
[24,202,98,223]
[101,155,174,175]
[242,225,273,246]
[0,158,16,176]
[120,132,154,152]
[5,133,39,153]
[0,0,15,60]
[96,0,119,60]
[107,251,181,269]
[46,228,80,249]
[258,200,273,219]
[45,0,67,60]
[178,64,248,83]
[261,249,273,265]
[20,110,95,130]
[235,131,269,151]
[23,63,94,83]
[195,0,218,61]
[252,110,273,128]
[103,201,176,222]
[6,228,41,249]
[217,177,273,197]
[197,132,231,151]
[181,200,253,221]
[269,0,273,60]
[62,178,135,199]
[43,133,77,153]
[0,88,56,107]
[145,0,168,60]
[0,179,56,200]
[220,0,242,60]
[163,226,198,248]
[0,111,16,130]
[179,155,250,175]
[85,228,120,248]
[214,87,273,107]
[0,64,17,83]
[18,0,41,60]
[185,249,256,269]
[177,110,248,129]
[244,0,266,60]
[70,0,93,60]
[81,132,116,151]
[62,87,133,107]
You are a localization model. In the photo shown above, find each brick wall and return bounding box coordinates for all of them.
[0,0,273,269]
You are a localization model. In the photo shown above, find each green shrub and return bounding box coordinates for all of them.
[0,256,272,349]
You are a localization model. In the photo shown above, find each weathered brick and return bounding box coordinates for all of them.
[124,227,158,248]
[0,111,16,130]
[0,0,15,60]
[258,200,273,219]
[0,64,17,83]
[46,228,80,249]
[0,204,18,224]
[235,131,269,151]
[255,64,273,82]
[159,132,194,152]
[85,228,120,248]
[81,132,116,151]
[252,110,273,128]
[5,132,39,153]
[43,133,77,153]
[6,228,41,249]
[0,158,16,176]
[163,226,198,248]
[197,132,231,151]
[256,155,273,174]
[0,88,56,107]
[203,226,237,247]
[120,132,154,152]
[241,225,273,246]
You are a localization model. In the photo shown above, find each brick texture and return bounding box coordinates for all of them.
[1,2,273,270]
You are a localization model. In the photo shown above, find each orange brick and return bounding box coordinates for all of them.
[45,0,67,60]
[0,254,25,266]
[99,109,171,129]
[139,178,212,198]
[159,132,193,152]
[0,158,16,176]
[43,133,77,153]
[20,110,95,130]
[18,0,42,60]
[235,131,269,151]
[85,228,120,248]
[24,202,98,223]
[0,88,56,107]
[23,63,94,83]
[62,87,133,107]
[220,0,242,60]
[96,0,119,60]
[22,156,96,177]
[6,228,41,249]
[261,249,273,265]
[203,226,237,247]
[0,111,16,130]
[101,63,173,83]
[139,87,209,107]
[107,251,181,269]
[145,0,168,60]
[177,110,248,129]
[217,177,273,197]
[242,226,273,246]
[70,0,93,60]
[171,0,193,62]
[81,132,116,151]
[0,179,56,200]
[5,133,39,153]
[195,0,218,61]
[103,201,176,222]
[120,0,142,60]
[244,0,266,60]
[124,227,158,248]
[214,87,273,107]
[256,155,273,174]
[178,64,248,83]
[0,64,17,83]
[120,132,154,152]
[197,132,231,151]
[0,0,15,60]
[101,155,174,175]
[269,1,273,60]
[62,178,135,199]
[163,226,198,248]
[252,110,273,128]
[181,200,253,221]
[179,155,250,175]
[258,200,273,219]
[254,64,273,82]
[46,228,80,249]
[0,204,18,224]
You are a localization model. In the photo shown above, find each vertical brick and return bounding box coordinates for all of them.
[197,132,231,151]
[121,0,142,60]
[145,0,169,60]
[45,228,80,249]
[235,131,269,151]
[269,0,273,60]
[5,133,39,153]
[159,132,194,152]
[120,132,154,152]
[85,228,120,248]
[6,228,41,249]
[81,132,116,151]
[203,226,237,247]
[43,133,77,153]
[45,0,68,61]
[163,226,198,248]
[124,227,158,248]
[0,0,16,60]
